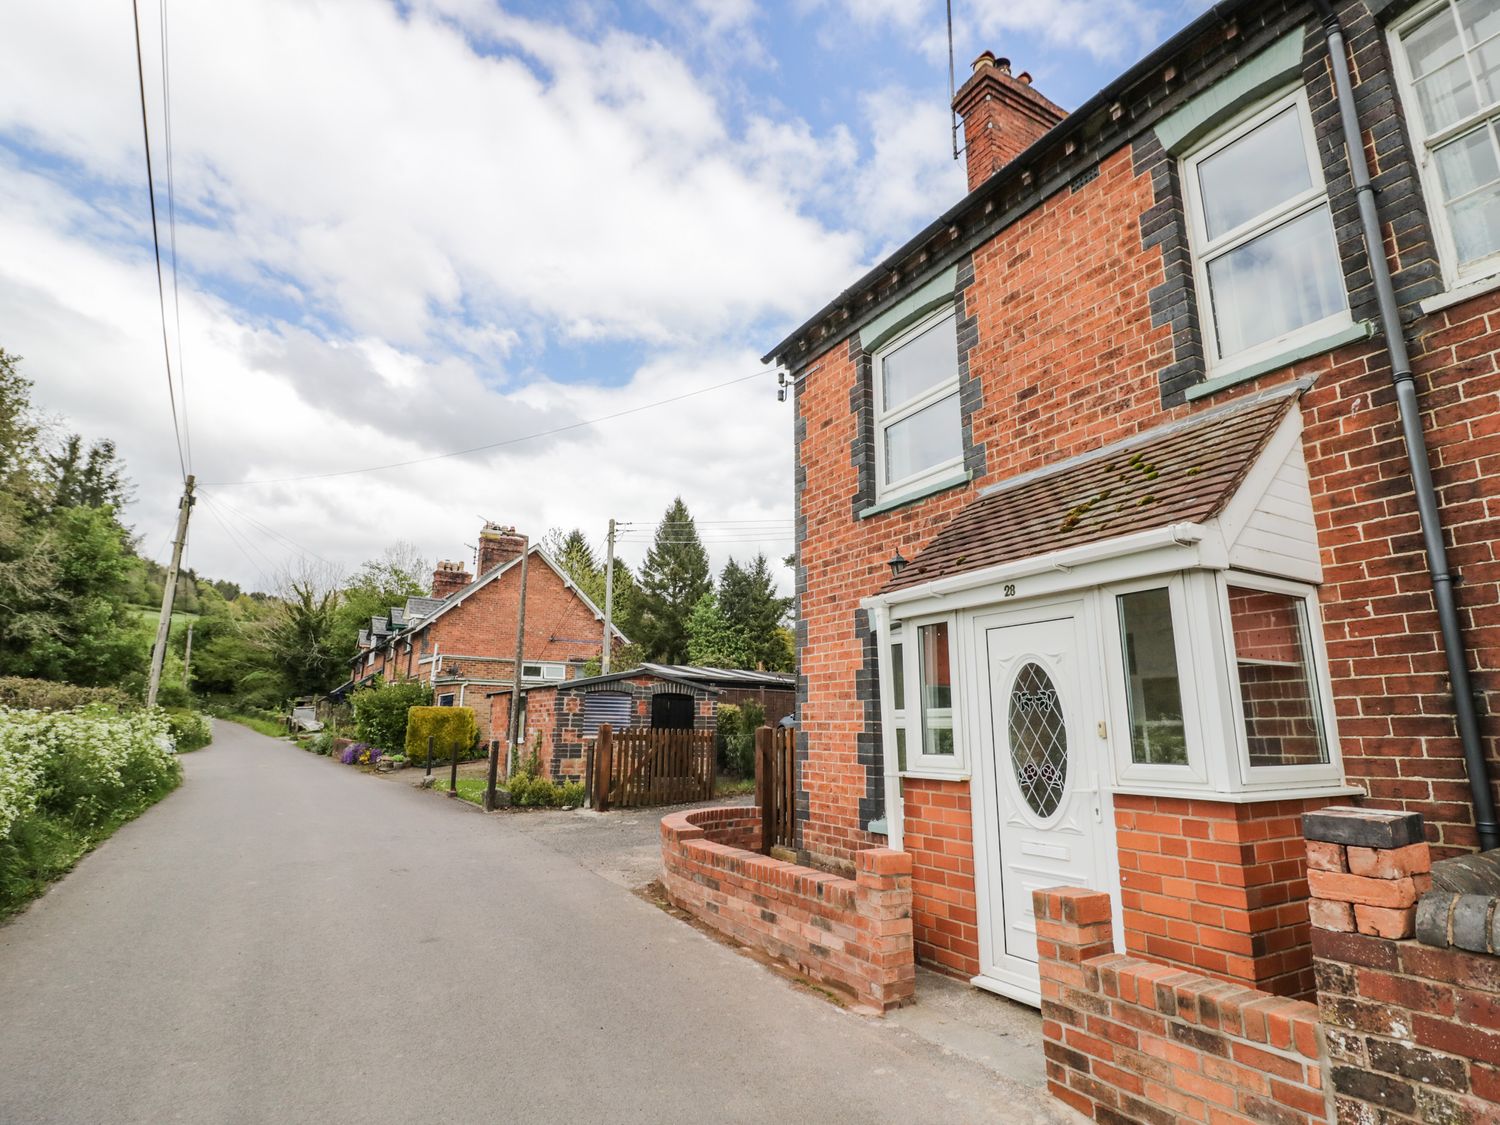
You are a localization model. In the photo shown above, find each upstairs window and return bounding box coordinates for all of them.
[1393,0,1500,285]
[873,307,962,499]
[521,661,566,681]
[1183,89,1349,371]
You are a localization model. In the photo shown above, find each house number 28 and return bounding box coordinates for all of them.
[1002,584,1016,598]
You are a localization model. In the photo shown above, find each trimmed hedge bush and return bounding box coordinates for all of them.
[404,706,478,763]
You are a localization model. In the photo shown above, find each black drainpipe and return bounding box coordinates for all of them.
[1311,0,1499,850]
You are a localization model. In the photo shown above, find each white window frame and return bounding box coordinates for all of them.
[1390,0,1500,290]
[521,661,567,681]
[882,611,966,777]
[872,305,964,502]
[1101,574,1211,788]
[1182,86,1351,375]
[1214,570,1343,792]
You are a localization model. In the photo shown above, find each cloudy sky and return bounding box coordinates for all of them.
[1,0,1203,595]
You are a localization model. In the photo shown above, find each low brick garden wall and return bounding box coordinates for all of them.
[1036,887,1325,1125]
[659,806,915,1012]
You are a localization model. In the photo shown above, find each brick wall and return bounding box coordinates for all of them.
[1304,805,1500,1123]
[1037,886,1326,1125]
[1116,795,1343,998]
[902,778,980,977]
[660,806,916,1013]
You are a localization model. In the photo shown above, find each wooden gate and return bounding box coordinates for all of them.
[755,725,796,853]
[589,725,716,811]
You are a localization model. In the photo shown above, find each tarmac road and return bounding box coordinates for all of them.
[0,721,1077,1125]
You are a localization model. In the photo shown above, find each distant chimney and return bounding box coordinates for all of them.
[476,522,527,576]
[431,559,471,600]
[952,52,1066,192]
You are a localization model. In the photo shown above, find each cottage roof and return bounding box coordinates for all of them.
[761,0,1263,369]
[404,596,444,620]
[880,389,1295,594]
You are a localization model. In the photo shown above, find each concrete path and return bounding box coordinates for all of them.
[0,722,1077,1124]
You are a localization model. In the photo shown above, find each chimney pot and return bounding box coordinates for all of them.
[477,521,527,575]
[952,50,1067,192]
[431,559,472,600]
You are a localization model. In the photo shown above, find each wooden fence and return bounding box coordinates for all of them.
[755,725,796,853]
[589,725,716,811]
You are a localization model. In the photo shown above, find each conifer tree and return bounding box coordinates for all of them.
[719,553,794,671]
[633,497,710,664]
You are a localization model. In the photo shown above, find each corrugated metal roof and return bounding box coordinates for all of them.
[640,663,796,688]
[881,393,1294,594]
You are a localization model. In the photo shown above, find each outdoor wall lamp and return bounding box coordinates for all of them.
[887,550,908,578]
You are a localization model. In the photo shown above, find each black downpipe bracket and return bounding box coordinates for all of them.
[1312,0,1499,850]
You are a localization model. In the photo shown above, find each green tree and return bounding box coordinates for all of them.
[45,434,133,512]
[633,498,710,664]
[331,542,428,667]
[685,592,753,667]
[260,565,344,696]
[719,553,795,671]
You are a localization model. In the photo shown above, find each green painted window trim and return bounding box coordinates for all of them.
[1155,28,1307,155]
[1184,320,1375,402]
[858,470,972,519]
[858,265,960,353]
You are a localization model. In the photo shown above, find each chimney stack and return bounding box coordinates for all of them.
[431,559,471,600]
[476,522,527,576]
[952,52,1066,192]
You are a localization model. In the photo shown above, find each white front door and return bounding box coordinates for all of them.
[971,602,1115,1004]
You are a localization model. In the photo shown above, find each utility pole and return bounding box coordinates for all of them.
[488,536,529,810]
[147,475,194,709]
[182,622,194,690]
[601,518,616,674]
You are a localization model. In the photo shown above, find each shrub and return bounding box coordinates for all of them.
[504,773,586,808]
[0,678,133,713]
[716,701,762,777]
[0,706,182,915]
[163,709,213,752]
[352,680,432,751]
[404,706,478,763]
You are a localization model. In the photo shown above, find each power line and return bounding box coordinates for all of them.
[158,0,191,474]
[129,0,188,482]
[200,488,338,568]
[200,368,775,487]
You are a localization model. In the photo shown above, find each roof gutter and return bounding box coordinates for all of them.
[762,0,1253,367]
[1310,0,1498,850]
[862,522,1207,613]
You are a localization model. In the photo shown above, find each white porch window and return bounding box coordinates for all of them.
[881,613,964,776]
[521,661,566,681]
[873,307,962,500]
[1183,88,1350,372]
[1392,0,1500,287]
[1103,570,1341,797]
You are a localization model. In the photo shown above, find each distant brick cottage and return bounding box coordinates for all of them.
[347,522,625,745]
[765,0,1500,1008]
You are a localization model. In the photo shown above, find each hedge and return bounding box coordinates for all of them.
[0,677,134,713]
[404,706,478,763]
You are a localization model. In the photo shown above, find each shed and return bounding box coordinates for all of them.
[490,664,795,783]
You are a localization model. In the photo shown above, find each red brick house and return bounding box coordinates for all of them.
[348,522,625,744]
[764,0,1500,1008]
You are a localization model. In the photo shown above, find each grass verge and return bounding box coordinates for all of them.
[430,777,489,805]
[223,715,287,738]
[715,777,755,798]
[0,775,182,923]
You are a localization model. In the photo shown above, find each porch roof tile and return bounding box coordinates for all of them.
[879,391,1295,594]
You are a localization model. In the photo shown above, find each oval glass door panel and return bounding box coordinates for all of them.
[1008,661,1068,818]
